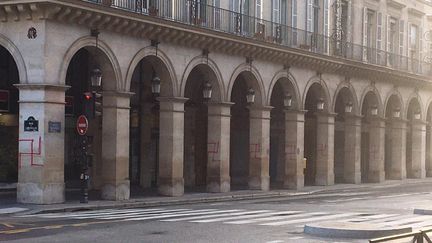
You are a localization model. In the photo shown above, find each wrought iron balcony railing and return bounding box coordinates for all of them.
[85,0,432,77]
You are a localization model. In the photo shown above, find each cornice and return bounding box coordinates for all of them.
[387,0,406,10]
[0,1,431,89]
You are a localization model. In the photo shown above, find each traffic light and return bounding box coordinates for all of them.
[82,91,95,119]
[94,92,102,117]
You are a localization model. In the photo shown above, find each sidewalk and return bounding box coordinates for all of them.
[1,178,432,216]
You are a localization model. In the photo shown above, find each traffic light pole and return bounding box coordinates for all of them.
[80,136,89,203]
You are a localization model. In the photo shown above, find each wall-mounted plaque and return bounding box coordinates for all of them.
[48,121,61,133]
[24,116,38,132]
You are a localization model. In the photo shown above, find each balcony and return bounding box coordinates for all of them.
[84,0,431,77]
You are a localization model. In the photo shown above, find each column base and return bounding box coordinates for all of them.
[386,170,406,180]
[17,182,65,204]
[367,170,385,183]
[283,175,304,190]
[207,176,230,193]
[101,180,130,201]
[158,177,184,196]
[343,172,361,184]
[407,170,426,179]
[427,170,432,177]
[315,172,335,186]
[248,176,270,191]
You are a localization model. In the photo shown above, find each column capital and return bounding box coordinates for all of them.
[14,84,70,92]
[102,90,135,98]
[247,105,273,112]
[411,119,428,126]
[206,101,234,108]
[315,111,337,117]
[284,109,307,115]
[157,96,189,104]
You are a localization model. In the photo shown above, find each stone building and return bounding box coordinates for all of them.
[0,0,432,204]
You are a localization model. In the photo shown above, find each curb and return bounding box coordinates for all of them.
[414,208,432,215]
[19,191,313,215]
[304,222,412,239]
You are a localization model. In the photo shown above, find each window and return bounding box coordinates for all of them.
[272,0,281,24]
[410,24,418,50]
[389,18,397,54]
[256,0,262,19]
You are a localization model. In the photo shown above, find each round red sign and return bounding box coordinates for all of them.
[76,115,89,136]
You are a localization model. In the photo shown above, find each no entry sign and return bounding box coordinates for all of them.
[76,115,89,136]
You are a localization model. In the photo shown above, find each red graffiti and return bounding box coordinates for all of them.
[250,143,261,159]
[18,136,43,168]
[317,144,328,156]
[207,141,220,162]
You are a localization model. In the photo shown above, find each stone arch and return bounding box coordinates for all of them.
[384,89,404,118]
[359,84,384,116]
[125,46,177,96]
[302,75,332,112]
[0,33,27,83]
[425,96,432,122]
[227,63,266,106]
[332,81,360,115]
[405,92,424,120]
[59,36,122,91]
[180,55,225,102]
[267,69,301,110]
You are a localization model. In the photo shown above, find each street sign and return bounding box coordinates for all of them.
[76,115,88,136]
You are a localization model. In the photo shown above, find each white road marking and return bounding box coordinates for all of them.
[260,213,359,226]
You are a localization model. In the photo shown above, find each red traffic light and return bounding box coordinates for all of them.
[83,92,92,100]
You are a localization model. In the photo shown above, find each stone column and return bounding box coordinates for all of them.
[16,84,68,204]
[206,102,233,193]
[283,110,305,189]
[427,123,432,177]
[344,114,362,184]
[315,112,335,186]
[248,106,272,191]
[101,91,132,201]
[387,118,407,180]
[408,119,426,178]
[157,97,187,196]
[368,116,386,182]
[139,103,155,188]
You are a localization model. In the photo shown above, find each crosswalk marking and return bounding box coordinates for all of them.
[226,212,326,225]
[160,210,247,222]
[20,207,432,231]
[227,212,328,224]
[189,211,299,223]
[90,209,217,220]
[30,208,170,219]
[122,210,269,222]
[260,213,359,226]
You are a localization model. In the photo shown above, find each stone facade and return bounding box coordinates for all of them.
[0,0,432,204]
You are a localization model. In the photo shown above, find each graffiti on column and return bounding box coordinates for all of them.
[286,144,297,160]
[370,147,382,160]
[207,141,220,162]
[250,143,261,159]
[317,144,328,156]
[18,136,43,167]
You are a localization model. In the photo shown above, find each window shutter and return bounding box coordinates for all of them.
[377,12,382,63]
[399,19,404,56]
[362,7,368,61]
[408,22,412,58]
[292,0,298,45]
[323,0,329,53]
[307,0,313,32]
[347,0,352,43]
[387,15,391,53]
[419,26,423,71]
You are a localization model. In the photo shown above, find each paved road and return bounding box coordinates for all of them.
[1,181,432,242]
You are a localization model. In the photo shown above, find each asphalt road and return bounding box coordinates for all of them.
[1,181,432,243]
